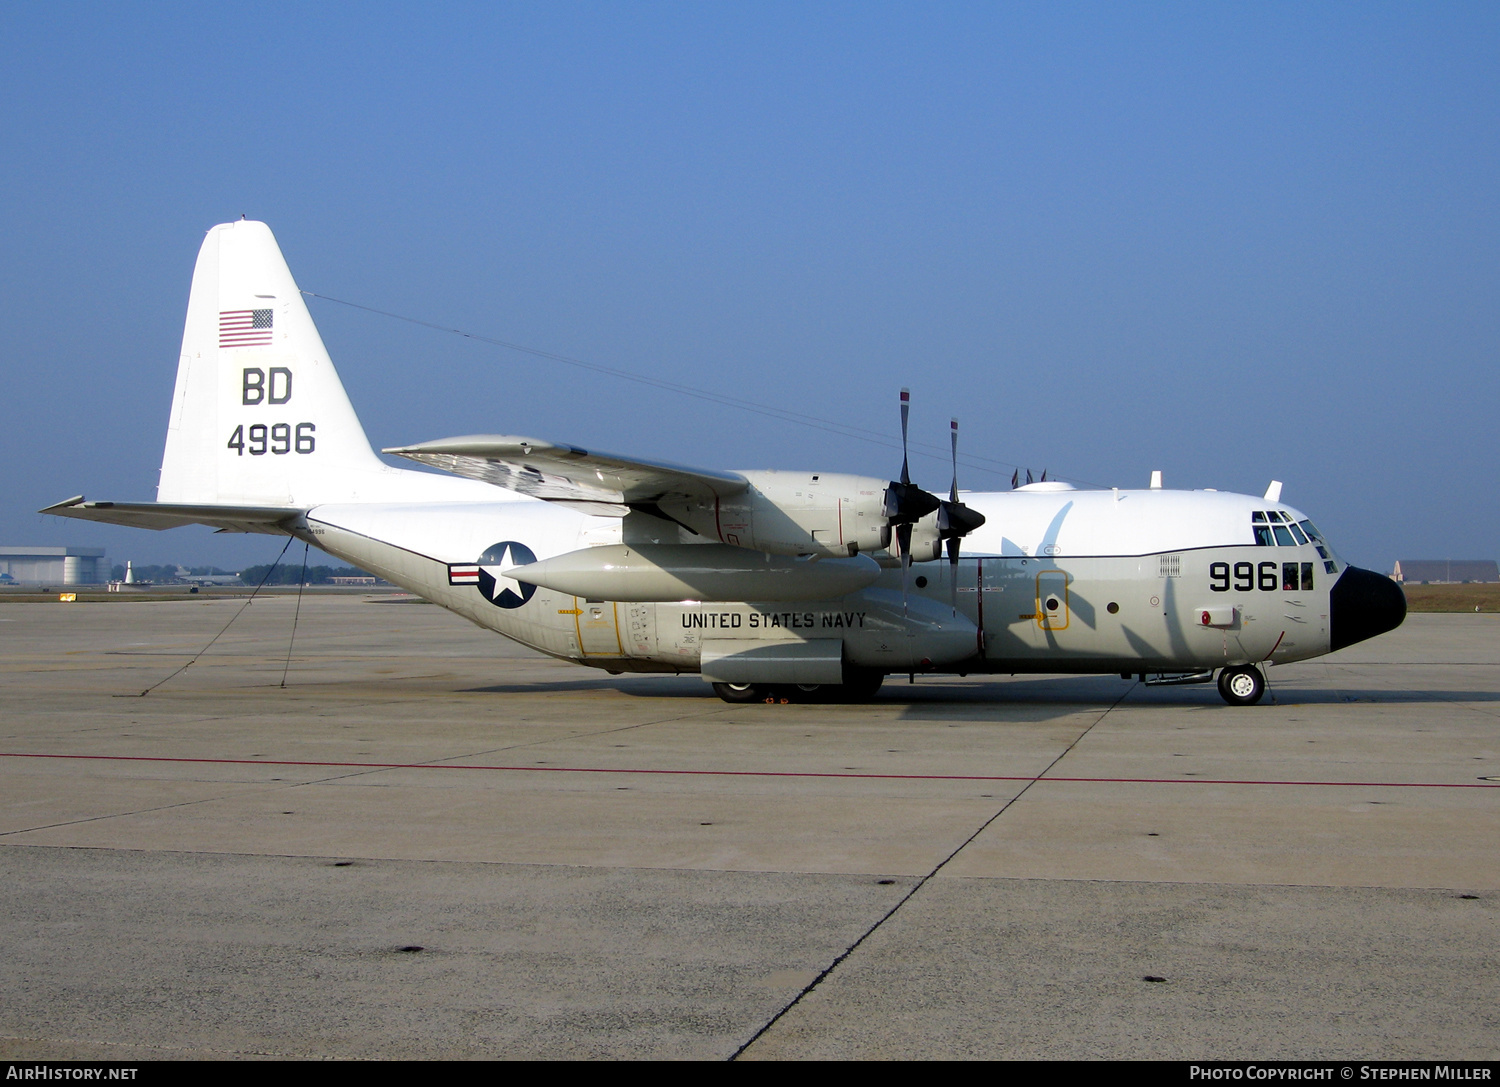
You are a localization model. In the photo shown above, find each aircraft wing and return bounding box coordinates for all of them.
[40,496,303,534]
[383,436,750,511]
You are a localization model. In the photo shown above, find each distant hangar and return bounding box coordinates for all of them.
[1392,559,1499,584]
[0,546,110,586]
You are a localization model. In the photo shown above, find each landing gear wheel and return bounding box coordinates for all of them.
[712,682,765,704]
[1216,665,1265,706]
[833,667,885,703]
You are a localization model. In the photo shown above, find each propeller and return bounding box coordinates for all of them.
[937,418,987,614]
[883,389,938,611]
[882,391,986,614]
[883,390,940,527]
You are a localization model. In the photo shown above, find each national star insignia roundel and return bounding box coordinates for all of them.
[448,541,538,609]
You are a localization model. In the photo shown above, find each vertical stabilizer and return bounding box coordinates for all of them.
[158,221,387,505]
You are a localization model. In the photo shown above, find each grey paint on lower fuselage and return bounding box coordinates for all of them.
[303,511,1330,679]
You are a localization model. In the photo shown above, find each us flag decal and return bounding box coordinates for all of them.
[219,308,274,348]
[448,564,481,585]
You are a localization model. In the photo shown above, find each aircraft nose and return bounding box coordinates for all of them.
[1329,565,1407,651]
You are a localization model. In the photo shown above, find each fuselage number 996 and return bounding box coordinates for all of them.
[1210,560,1314,593]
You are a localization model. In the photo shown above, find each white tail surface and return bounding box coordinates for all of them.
[158,221,390,505]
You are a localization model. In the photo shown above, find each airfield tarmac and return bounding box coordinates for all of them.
[0,593,1495,1060]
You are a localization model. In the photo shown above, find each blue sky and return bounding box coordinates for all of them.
[2,3,1496,572]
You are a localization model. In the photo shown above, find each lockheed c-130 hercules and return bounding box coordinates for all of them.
[45,220,1407,705]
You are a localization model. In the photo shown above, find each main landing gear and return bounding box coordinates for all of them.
[711,668,885,705]
[711,682,764,703]
[1216,664,1266,706]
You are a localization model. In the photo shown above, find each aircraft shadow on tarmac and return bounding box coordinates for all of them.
[458,673,1500,709]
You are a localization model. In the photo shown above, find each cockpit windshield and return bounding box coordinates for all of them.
[1251,512,1341,575]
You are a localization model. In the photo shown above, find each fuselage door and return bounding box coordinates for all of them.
[1036,570,1071,632]
[575,598,624,656]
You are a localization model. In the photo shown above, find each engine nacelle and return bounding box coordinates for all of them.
[894,508,944,564]
[659,471,894,558]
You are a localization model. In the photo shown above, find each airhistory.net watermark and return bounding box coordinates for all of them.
[5,1069,137,1081]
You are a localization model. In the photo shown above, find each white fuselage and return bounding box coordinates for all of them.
[296,482,1337,679]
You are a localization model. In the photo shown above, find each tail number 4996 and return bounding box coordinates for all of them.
[227,423,316,456]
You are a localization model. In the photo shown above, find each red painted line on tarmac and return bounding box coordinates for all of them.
[1,751,1496,789]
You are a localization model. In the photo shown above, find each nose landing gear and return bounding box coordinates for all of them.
[1216,664,1266,706]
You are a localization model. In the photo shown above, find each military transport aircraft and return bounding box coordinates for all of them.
[44,220,1407,705]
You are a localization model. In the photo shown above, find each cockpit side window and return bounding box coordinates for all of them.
[1253,524,1273,546]
[1297,520,1339,574]
[1273,525,1295,546]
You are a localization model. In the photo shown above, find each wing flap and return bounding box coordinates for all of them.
[383,435,748,505]
[41,497,303,534]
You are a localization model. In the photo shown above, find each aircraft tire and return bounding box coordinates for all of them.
[1216,665,1265,706]
[833,668,885,703]
[789,684,829,703]
[712,681,765,704]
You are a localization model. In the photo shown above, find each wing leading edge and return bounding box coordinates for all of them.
[384,435,749,515]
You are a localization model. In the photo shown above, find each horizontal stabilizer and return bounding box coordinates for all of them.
[41,496,302,534]
[385,435,749,506]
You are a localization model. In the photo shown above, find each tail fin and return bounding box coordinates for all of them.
[158,221,387,506]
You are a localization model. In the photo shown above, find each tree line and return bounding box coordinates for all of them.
[109,564,379,586]
[238,564,380,586]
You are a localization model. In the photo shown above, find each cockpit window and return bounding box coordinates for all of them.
[1295,520,1340,573]
[1251,513,1329,557]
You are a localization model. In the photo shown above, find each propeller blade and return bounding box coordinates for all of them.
[949,418,960,504]
[947,535,961,616]
[897,521,913,615]
[899,387,911,487]
[942,418,979,615]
